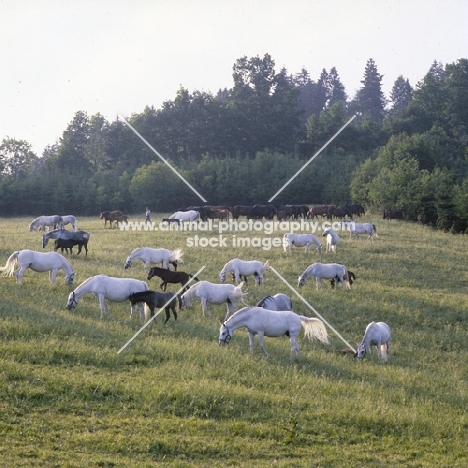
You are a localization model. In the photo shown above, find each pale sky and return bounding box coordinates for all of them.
[1,0,467,156]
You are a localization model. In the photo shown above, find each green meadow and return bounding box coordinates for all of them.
[0,215,467,467]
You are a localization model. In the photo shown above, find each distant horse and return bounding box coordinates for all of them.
[383,208,405,220]
[307,205,330,219]
[168,210,200,222]
[341,221,377,241]
[298,263,351,290]
[42,230,90,255]
[60,215,77,230]
[219,258,269,286]
[322,228,340,254]
[327,205,352,220]
[233,205,252,219]
[147,266,199,291]
[283,233,322,254]
[0,250,75,285]
[218,307,329,359]
[128,290,180,323]
[357,322,391,362]
[100,210,124,228]
[256,293,293,311]
[29,215,63,232]
[124,247,183,271]
[66,275,148,320]
[180,280,246,319]
[247,204,277,220]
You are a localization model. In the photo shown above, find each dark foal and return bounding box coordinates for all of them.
[330,270,355,289]
[128,290,180,324]
[146,266,199,291]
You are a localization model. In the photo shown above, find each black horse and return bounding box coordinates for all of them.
[43,229,90,255]
[128,291,180,323]
[147,266,199,291]
[54,237,88,255]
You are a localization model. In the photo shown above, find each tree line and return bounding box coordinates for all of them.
[1,55,467,232]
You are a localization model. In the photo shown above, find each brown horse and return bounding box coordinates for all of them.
[100,210,125,228]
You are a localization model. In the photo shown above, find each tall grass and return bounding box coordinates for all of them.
[0,215,467,467]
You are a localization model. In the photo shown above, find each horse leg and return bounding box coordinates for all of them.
[49,269,58,285]
[235,271,241,284]
[248,332,256,353]
[316,278,323,291]
[99,295,110,319]
[257,332,268,356]
[164,307,170,324]
[15,265,28,284]
[138,302,145,321]
[290,336,300,360]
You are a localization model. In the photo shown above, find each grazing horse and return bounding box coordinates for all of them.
[322,228,340,254]
[0,250,75,285]
[357,322,391,362]
[168,210,200,222]
[124,247,182,271]
[100,210,124,228]
[233,205,252,219]
[247,204,277,220]
[128,290,180,323]
[307,205,330,219]
[341,221,377,241]
[383,208,405,220]
[60,215,77,230]
[218,307,329,360]
[298,263,351,290]
[66,275,148,320]
[219,258,269,286]
[147,266,199,291]
[29,215,63,231]
[180,281,246,319]
[256,293,293,311]
[283,233,322,254]
[42,230,90,255]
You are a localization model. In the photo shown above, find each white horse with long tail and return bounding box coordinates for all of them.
[219,258,269,286]
[298,263,351,290]
[357,322,391,362]
[66,275,148,320]
[29,215,63,232]
[0,250,75,285]
[180,280,246,319]
[218,306,329,360]
[124,247,183,271]
[283,233,322,254]
[341,220,377,241]
[168,210,200,222]
[322,227,340,253]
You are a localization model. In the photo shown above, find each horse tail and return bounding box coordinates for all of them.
[0,251,20,276]
[343,266,352,290]
[299,316,329,344]
[231,281,247,304]
[262,261,269,273]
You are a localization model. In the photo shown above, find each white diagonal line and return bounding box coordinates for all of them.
[117,265,206,354]
[268,115,356,202]
[118,115,208,203]
[269,265,356,353]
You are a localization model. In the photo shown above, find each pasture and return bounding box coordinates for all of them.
[0,215,467,467]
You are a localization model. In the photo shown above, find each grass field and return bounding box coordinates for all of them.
[0,214,467,467]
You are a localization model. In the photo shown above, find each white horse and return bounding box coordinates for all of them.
[124,247,183,271]
[341,221,377,240]
[298,263,351,290]
[66,275,148,320]
[283,233,322,254]
[218,307,329,360]
[180,280,246,319]
[168,210,200,222]
[60,215,77,230]
[357,322,391,362]
[256,293,292,311]
[322,227,340,253]
[0,250,75,285]
[219,258,269,286]
[29,215,63,232]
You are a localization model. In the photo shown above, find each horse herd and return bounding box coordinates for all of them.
[1,213,391,363]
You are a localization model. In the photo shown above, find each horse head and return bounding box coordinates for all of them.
[218,323,231,345]
[124,257,132,269]
[66,272,75,286]
[322,228,331,237]
[356,344,366,360]
[42,234,49,248]
[297,275,305,287]
[146,268,156,280]
[66,291,78,309]
[219,272,226,283]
